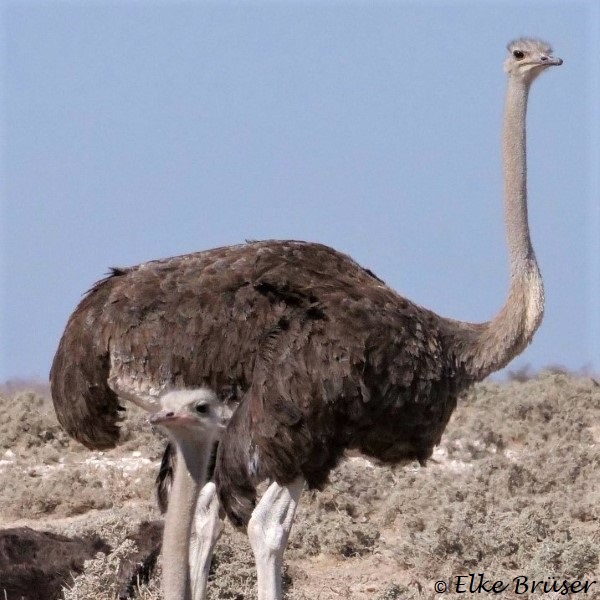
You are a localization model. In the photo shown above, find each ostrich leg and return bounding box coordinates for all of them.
[189,482,223,600]
[247,477,305,600]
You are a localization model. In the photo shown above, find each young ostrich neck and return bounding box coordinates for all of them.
[162,435,213,600]
[460,76,544,381]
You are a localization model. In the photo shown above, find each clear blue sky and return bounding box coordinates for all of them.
[1,0,598,382]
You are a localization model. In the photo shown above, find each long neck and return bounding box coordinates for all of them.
[161,436,213,600]
[458,76,544,380]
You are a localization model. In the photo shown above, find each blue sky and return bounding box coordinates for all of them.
[1,0,598,382]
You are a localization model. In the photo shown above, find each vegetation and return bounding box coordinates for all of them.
[0,371,598,599]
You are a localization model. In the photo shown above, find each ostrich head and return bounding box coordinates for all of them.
[504,38,563,82]
[149,388,219,438]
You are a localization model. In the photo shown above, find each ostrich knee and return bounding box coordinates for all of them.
[247,478,304,600]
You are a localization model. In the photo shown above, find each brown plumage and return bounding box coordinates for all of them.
[0,523,162,600]
[51,240,470,451]
[0,527,109,600]
[51,241,473,520]
[50,39,561,532]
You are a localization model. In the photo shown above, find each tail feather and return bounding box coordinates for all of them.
[50,276,122,450]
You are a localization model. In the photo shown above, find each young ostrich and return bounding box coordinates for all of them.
[50,39,562,600]
[148,389,221,600]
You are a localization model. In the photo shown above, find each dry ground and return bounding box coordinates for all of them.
[0,371,599,599]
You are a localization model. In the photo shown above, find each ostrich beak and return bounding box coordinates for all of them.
[149,410,183,426]
[148,409,202,427]
[541,55,563,66]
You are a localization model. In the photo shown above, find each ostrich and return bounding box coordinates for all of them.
[0,528,109,600]
[50,38,562,600]
[0,524,161,600]
[147,389,221,600]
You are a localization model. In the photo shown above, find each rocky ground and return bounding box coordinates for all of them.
[0,370,599,599]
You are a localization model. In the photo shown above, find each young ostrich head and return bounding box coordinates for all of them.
[504,38,563,82]
[149,389,220,444]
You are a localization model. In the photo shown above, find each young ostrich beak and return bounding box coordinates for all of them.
[149,410,193,427]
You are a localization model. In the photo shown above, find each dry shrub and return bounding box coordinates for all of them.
[377,372,600,597]
[62,538,140,600]
[0,388,166,458]
[0,391,75,454]
[206,528,258,599]
[289,463,383,558]
[0,389,167,521]
[375,584,420,600]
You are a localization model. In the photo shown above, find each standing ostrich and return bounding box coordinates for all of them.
[50,38,561,600]
[147,389,221,600]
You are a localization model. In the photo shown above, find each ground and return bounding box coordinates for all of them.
[0,371,599,599]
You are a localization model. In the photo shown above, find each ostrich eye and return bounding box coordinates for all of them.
[194,403,209,414]
[513,50,525,60]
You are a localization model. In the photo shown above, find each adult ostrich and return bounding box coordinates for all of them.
[50,38,561,600]
[212,38,563,599]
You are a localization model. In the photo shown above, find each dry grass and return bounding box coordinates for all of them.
[0,390,165,522]
[0,371,599,599]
